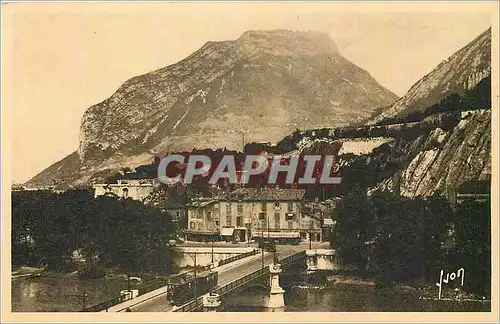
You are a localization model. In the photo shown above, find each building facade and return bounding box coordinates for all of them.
[92,179,155,202]
[183,188,324,243]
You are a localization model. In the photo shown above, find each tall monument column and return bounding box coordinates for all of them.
[267,264,285,310]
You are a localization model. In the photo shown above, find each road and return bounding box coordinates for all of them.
[129,245,306,312]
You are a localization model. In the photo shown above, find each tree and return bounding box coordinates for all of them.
[12,189,177,275]
[331,185,374,273]
[454,198,491,297]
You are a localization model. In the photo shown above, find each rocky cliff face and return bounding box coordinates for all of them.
[374,110,491,197]
[266,26,492,198]
[28,29,398,187]
[369,28,491,125]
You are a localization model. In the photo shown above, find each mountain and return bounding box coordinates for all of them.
[27,29,398,187]
[262,28,491,198]
[377,110,491,197]
[368,28,491,125]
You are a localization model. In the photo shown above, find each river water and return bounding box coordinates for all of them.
[11,274,136,312]
[224,286,491,312]
[12,274,490,312]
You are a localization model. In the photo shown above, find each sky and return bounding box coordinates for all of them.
[2,2,494,184]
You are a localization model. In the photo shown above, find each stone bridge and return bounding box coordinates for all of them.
[172,251,306,312]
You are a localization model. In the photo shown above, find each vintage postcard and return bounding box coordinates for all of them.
[1,1,498,323]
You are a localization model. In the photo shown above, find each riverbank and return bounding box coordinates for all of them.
[12,266,47,280]
[296,273,489,303]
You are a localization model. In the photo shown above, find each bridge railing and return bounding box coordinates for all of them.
[173,267,269,312]
[173,250,306,312]
[218,249,259,267]
[83,294,130,312]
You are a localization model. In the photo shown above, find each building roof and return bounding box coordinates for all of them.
[323,218,335,226]
[156,199,186,209]
[222,188,306,202]
[186,200,218,208]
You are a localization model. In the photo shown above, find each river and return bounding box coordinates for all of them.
[224,286,491,312]
[12,274,490,312]
[11,274,136,312]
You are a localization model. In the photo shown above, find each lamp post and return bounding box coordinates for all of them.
[267,212,270,241]
[261,220,265,269]
[211,218,215,265]
[309,220,313,250]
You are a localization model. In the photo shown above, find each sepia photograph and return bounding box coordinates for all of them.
[1,1,498,322]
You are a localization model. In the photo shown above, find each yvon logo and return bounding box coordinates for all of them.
[436,268,465,299]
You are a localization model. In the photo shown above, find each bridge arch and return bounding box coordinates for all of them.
[239,283,269,293]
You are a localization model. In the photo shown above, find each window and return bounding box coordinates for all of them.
[286,213,294,221]
[288,221,293,229]
[226,214,232,226]
[215,220,220,226]
[197,210,202,219]
[207,211,212,221]
[287,203,293,212]
[226,204,231,213]
[274,202,280,208]
[190,222,195,229]
[259,212,266,221]
[274,212,281,229]
[236,216,243,227]
[237,204,243,214]
[261,203,267,211]
[176,211,180,218]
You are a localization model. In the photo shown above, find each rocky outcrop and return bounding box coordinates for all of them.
[369,28,491,125]
[28,29,398,187]
[375,110,491,197]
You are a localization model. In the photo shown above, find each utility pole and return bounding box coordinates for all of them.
[273,240,277,265]
[309,220,313,250]
[186,252,198,301]
[211,226,215,264]
[261,221,264,269]
[267,213,270,241]
[194,253,197,301]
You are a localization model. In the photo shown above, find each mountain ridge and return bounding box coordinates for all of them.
[368,27,491,125]
[28,29,398,187]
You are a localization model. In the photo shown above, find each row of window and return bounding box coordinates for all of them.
[190,203,295,219]
[225,202,294,213]
[214,213,297,228]
[189,219,295,230]
[189,221,220,230]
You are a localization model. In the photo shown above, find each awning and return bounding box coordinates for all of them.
[323,219,335,226]
[252,231,300,239]
[183,229,219,235]
[220,227,235,236]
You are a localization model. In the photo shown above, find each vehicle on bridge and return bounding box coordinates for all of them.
[258,239,277,252]
[166,270,218,306]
